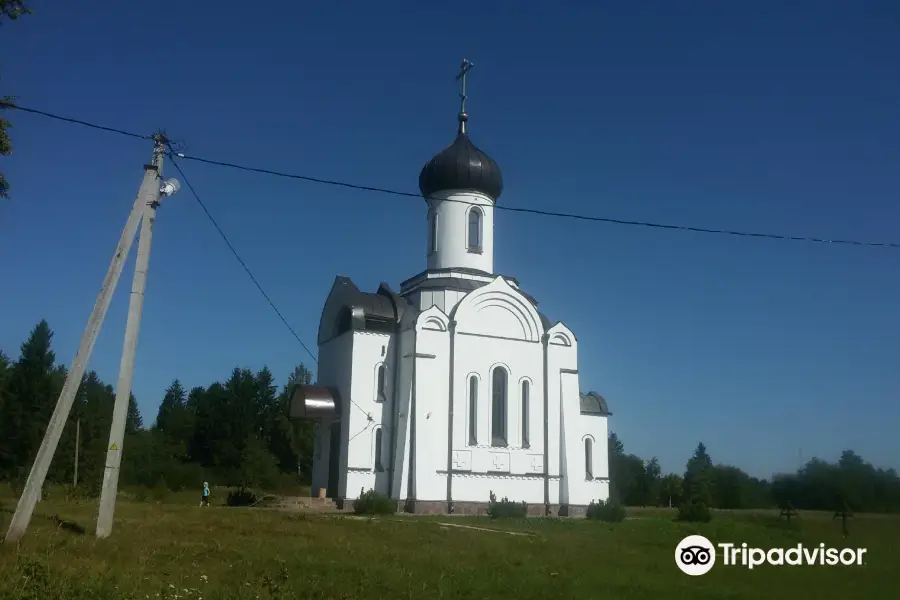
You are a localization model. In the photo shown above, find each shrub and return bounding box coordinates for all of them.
[226,486,258,507]
[353,488,395,515]
[487,491,527,519]
[586,499,626,522]
[677,500,712,523]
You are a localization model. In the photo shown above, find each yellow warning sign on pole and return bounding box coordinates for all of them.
[108,443,118,451]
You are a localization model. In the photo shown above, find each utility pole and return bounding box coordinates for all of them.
[95,135,173,538]
[4,133,178,543]
[73,419,80,487]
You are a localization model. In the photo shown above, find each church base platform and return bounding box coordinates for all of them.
[396,500,590,518]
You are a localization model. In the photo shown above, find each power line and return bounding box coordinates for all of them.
[167,154,318,364]
[0,100,151,140]
[4,100,900,250]
[173,153,900,249]
[168,153,374,421]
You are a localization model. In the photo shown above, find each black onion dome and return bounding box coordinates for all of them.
[418,114,503,201]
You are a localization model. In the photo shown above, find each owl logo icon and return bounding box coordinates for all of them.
[675,535,716,575]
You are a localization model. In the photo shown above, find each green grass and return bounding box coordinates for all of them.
[0,491,894,599]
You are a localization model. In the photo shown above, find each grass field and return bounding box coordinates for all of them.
[0,488,894,599]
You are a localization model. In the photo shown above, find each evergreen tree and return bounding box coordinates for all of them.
[0,320,57,479]
[126,393,143,433]
[268,364,314,476]
[0,350,10,414]
[155,379,186,434]
[678,442,714,522]
[659,473,684,508]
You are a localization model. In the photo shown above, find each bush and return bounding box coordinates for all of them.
[677,500,712,523]
[586,499,626,522]
[487,491,527,519]
[226,486,258,507]
[353,488,395,515]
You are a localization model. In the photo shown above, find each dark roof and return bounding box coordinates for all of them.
[418,116,503,202]
[400,267,519,289]
[409,277,485,293]
[538,312,553,330]
[580,391,611,416]
[318,277,414,344]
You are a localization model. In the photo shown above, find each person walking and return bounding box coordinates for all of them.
[200,481,210,507]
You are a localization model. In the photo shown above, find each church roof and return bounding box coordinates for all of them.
[418,114,503,202]
[318,277,413,344]
[580,391,611,416]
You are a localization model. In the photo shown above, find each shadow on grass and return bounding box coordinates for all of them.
[0,504,86,536]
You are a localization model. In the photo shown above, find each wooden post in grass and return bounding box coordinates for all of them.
[779,501,798,523]
[833,501,853,537]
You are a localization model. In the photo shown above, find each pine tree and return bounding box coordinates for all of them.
[268,364,314,477]
[0,320,57,479]
[126,393,143,433]
[0,350,10,414]
[678,442,713,522]
[155,379,186,433]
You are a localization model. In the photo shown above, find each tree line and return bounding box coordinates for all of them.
[2,320,899,513]
[608,434,900,514]
[0,320,313,495]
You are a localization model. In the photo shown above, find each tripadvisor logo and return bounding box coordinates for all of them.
[675,535,867,575]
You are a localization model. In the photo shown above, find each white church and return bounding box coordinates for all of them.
[290,63,611,516]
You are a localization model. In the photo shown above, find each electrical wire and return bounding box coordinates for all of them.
[0,100,151,140]
[174,153,900,249]
[4,100,899,249]
[168,151,374,420]
[349,420,375,443]
[167,154,317,364]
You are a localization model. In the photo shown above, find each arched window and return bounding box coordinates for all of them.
[491,367,507,446]
[467,208,482,251]
[468,376,478,446]
[521,380,530,448]
[376,364,386,402]
[585,437,593,480]
[429,211,438,255]
[374,428,384,472]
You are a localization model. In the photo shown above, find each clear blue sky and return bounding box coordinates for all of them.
[1,1,898,479]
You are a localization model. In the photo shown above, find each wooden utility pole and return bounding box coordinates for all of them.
[4,134,178,543]
[95,137,168,539]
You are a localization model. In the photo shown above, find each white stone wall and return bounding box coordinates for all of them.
[547,322,610,507]
[426,190,495,273]
[410,307,451,502]
[343,330,394,500]
[392,323,416,501]
[311,332,353,498]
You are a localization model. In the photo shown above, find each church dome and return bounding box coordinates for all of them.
[418,114,504,202]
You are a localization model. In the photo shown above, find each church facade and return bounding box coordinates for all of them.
[290,70,611,515]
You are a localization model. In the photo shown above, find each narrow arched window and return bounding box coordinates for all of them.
[467,208,482,251]
[585,438,593,480]
[491,367,507,446]
[376,364,386,402]
[521,380,530,448]
[429,211,438,255]
[468,376,478,446]
[375,428,384,472]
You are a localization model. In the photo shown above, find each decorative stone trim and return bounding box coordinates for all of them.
[402,500,587,517]
[437,470,561,481]
[347,467,374,473]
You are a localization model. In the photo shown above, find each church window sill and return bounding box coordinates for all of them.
[467,246,483,255]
